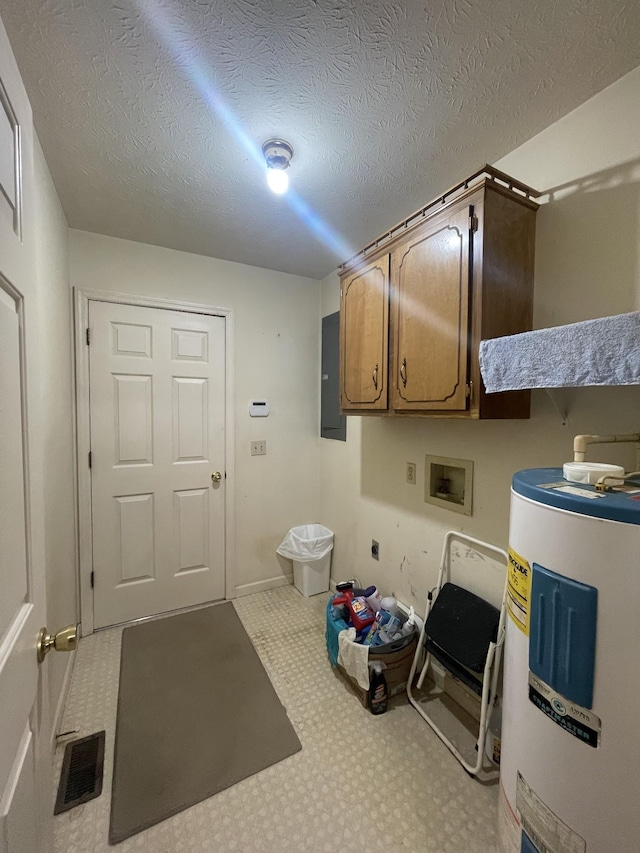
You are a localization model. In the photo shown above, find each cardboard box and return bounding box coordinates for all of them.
[326,596,418,709]
[336,635,418,709]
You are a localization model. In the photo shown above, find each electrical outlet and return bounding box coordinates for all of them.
[406,462,416,484]
[371,540,379,560]
[250,440,267,456]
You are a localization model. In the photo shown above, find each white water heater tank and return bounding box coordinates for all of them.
[499,468,640,853]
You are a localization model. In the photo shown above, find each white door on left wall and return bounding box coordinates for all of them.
[89,300,227,629]
[0,14,52,853]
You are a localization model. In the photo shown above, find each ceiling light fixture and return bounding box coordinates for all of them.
[262,138,293,195]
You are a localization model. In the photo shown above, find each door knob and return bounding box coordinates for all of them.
[37,624,78,663]
[211,471,222,483]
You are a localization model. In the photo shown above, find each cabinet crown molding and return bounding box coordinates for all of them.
[341,165,539,275]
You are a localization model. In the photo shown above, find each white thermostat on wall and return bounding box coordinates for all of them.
[249,400,269,417]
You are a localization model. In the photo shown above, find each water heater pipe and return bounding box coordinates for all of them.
[596,470,640,491]
[573,432,640,462]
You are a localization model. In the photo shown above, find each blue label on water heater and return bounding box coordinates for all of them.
[529,563,597,708]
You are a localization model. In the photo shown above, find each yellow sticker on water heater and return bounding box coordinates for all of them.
[507,547,532,635]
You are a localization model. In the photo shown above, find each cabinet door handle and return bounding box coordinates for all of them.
[400,358,407,387]
[372,363,378,390]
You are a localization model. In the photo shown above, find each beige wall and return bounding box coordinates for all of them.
[69,230,322,596]
[319,65,640,612]
[32,137,77,729]
[42,62,640,651]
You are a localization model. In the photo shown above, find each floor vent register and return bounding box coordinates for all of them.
[54,731,106,815]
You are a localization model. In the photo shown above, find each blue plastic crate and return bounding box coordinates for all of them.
[326,595,416,667]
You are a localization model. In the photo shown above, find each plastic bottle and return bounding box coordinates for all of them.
[368,607,394,646]
[377,613,402,644]
[363,585,383,613]
[366,596,399,645]
[380,596,398,615]
[368,662,388,715]
[331,589,352,621]
[400,606,416,637]
[347,596,375,631]
[333,582,354,608]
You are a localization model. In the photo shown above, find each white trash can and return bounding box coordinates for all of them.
[276,524,334,597]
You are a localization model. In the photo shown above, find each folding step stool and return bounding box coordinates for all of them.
[407,531,508,776]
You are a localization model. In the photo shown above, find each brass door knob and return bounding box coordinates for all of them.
[211,471,222,483]
[37,624,77,663]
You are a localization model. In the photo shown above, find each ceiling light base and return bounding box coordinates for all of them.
[262,139,293,170]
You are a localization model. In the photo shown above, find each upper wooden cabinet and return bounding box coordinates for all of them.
[392,202,471,411]
[339,167,539,419]
[339,256,389,410]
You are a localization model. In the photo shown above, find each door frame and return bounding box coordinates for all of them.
[73,288,235,636]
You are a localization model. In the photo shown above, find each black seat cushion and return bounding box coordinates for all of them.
[425,582,500,673]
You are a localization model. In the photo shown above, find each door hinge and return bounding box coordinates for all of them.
[86,327,90,345]
[90,571,94,589]
[469,205,478,233]
[465,381,473,398]
[88,451,92,468]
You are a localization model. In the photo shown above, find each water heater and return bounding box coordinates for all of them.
[499,468,640,853]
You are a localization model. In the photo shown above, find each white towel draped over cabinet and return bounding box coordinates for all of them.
[479,311,640,392]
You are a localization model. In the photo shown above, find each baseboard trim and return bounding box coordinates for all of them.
[234,574,293,598]
[50,649,77,752]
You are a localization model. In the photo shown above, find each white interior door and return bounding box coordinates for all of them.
[0,14,50,853]
[89,300,226,629]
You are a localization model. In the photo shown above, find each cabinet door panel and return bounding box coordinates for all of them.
[340,257,389,409]
[392,207,470,410]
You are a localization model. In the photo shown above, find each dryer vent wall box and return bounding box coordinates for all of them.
[424,454,473,516]
[249,400,269,417]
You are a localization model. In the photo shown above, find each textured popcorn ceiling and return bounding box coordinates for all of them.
[2,0,640,278]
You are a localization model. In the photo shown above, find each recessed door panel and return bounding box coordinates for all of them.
[0,83,19,237]
[111,322,152,357]
[113,374,153,465]
[173,377,208,462]
[116,494,155,584]
[174,489,209,574]
[0,727,37,853]
[0,96,16,208]
[0,296,27,642]
[172,328,208,361]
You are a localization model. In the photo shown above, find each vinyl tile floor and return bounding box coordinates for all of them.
[53,585,498,852]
